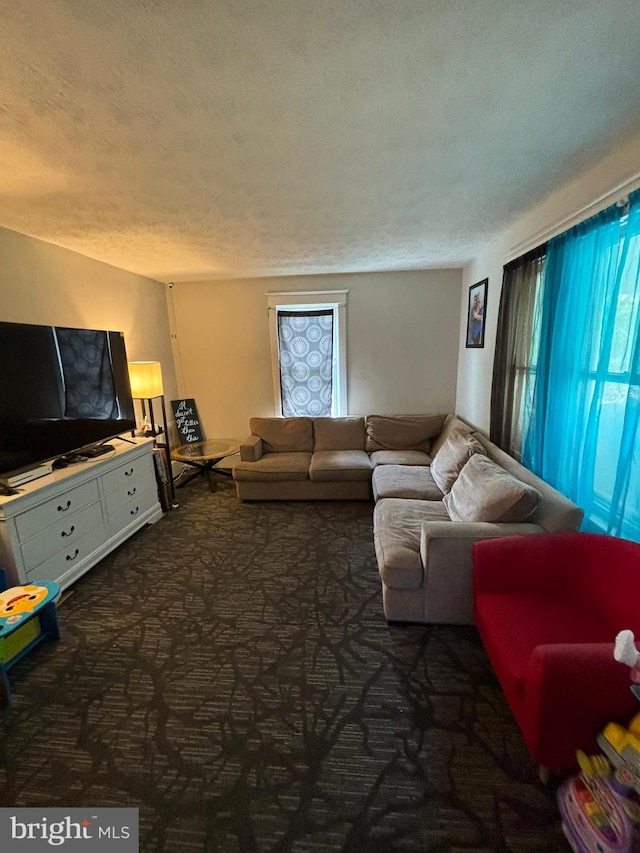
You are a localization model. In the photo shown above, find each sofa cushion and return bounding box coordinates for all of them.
[475,592,613,701]
[313,417,366,452]
[310,450,372,482]
[472,432,584,533]
[249,417,313,453]
[430,429,486,494]
[429,415,474,459]
[372,465,443,501]
[444,454,541,523]
[233,451,311,482]
[365,414,445,453]
[373,498,450,590]
[369,449,432,467]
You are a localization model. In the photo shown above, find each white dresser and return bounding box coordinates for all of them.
[0,437,163,591]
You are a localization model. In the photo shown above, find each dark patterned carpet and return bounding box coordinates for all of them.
[0,476,570,851]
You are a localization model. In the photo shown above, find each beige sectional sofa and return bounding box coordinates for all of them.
[233,414,444,501]
[373,415,584,625]
[233,413,584,626]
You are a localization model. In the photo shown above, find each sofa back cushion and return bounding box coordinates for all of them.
[249,417,313,453]
[431,429,486,494]
[429,414,473,459]
[365,414,445,453]
[313,417,366,451]
[472,432,584,532]
[443,453,541,523]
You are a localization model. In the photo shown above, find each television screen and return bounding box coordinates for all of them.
[0,322,136,476]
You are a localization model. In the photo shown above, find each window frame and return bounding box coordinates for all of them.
[266,290,348,417]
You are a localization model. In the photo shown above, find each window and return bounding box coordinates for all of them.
[521,191,640,542]
[266,291,348,417]
[492,189,640,543]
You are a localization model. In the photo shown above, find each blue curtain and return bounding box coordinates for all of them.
[522,188,640,541]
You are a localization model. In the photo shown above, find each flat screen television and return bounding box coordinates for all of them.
[0,321,136,477]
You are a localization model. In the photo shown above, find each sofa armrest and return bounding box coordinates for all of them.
[419,521,542,624]
[524,643,637,770]
[240,434,263,462]
[421,521,542,576]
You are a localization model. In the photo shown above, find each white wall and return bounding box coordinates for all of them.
[168,269,462,440]
[0,226,177,424]
[455,129,640,432]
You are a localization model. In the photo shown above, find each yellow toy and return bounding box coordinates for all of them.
[602,715,640,761]
[0,583,49,619]
[0,570,60,704]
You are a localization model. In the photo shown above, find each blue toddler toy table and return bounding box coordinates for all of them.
[0,569,60,705]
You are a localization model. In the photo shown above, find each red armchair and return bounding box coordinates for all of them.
[473,532,640,773]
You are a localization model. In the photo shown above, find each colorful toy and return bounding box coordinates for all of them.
[555,632,640,851]
[0,569,60,704]
[0,582,50,621]
[557,770,634,852]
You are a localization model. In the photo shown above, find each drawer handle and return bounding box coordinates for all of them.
[124,468,135,477]
[61,525,76,537]
[58,500,72,512]
[127,487,136,497]
[66,548,80,561]
[130,505,140,516]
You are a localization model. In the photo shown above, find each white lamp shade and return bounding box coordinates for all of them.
[128,361,164,398]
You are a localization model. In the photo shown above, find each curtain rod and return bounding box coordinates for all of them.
[506,169,640,262]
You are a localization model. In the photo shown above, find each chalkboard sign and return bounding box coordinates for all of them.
[171,399,205,445]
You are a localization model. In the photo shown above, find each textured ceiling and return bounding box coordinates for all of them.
[2,1,640,282]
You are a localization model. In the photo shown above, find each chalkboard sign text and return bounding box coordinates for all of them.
[171,398,204,445]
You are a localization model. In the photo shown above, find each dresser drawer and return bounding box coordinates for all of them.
[21,501,104,568]
[0,439,161,591]
[101,457,155,498]
[26,521,107,583]
[106,487,158,536]
[14,480,100,541]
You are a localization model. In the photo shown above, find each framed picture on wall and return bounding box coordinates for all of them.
[466,278,488,348]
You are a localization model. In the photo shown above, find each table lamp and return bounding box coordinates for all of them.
[128,361,174,500]
[128,361,163,426]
